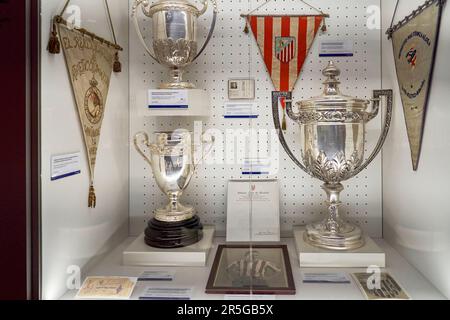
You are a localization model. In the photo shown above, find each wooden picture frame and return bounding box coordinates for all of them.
[206,245,295,295]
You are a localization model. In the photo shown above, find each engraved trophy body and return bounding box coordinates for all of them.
[134,130,214,248]
[132,0,218,89]
[274,62,393,251]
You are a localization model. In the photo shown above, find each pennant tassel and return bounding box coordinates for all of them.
[243,20,249,34]
[88,184,97,208]
[280,97,288,131]
[48,21,61,54]
[113,52,122,73]
[282,111,287,131]
[321,17,327,32]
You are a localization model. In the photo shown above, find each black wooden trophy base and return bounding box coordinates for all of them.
[144,216,204,249]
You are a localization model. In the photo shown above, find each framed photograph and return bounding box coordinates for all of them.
[228,78,255,100]
[206,245,295,295]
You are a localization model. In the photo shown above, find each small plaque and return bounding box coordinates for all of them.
[353,273,411,300]
[228,79,255,100]
[51,152,81,181]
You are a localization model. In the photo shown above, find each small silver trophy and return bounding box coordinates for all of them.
[132,0,218,89]
[134,130,214,248]
[273,62,393,251]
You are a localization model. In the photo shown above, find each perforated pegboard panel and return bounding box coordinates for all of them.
[129,0,383,237]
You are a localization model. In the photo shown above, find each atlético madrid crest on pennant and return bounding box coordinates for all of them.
[275,37,296,63]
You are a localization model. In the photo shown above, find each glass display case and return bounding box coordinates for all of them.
[29,0,450,301]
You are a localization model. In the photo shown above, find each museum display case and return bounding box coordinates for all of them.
[35,0,450,301]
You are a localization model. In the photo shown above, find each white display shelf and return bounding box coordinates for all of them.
[60,237,445,300]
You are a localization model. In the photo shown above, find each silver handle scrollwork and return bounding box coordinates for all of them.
[194,133,215,171]
[272,92,308,172]
[131,0,157,61]
[194,0,218,60]
[352,89,394,176]
[134,131,153,166]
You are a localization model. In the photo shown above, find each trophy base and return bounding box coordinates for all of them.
[158,82,196,89]
[144,215,204,249]
[154,204,195,223]
[304,221,365,251]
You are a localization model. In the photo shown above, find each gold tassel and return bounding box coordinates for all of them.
[321,18,327,32]
[113,52,122,73]
[88,184,97,208]
[48,22,61,54]
[282,111,287,131]
[243,21,249,34]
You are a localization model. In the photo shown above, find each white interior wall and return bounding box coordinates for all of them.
[40,0,129,300]
[381,0,450,299]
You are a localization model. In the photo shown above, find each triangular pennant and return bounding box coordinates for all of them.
[247,15,323,92]
[58,23,118,207]
[389,0,445,171]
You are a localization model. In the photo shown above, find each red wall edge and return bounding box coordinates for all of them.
[0,0,40,300]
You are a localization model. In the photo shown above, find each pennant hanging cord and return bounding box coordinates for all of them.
[47,0,70,53]
[48,0,122,72]
[386,0,400,39]
[104,0,122,73]
[386,0,446,39]
[242,0,329,33]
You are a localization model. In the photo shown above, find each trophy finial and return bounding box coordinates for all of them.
[322,61,341,78]
[322,62,341,95]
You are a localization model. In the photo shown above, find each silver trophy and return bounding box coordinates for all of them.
[273,62,393,251]
[132,0,218,89]
[134,130,214,248]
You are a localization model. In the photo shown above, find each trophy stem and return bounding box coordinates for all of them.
[159,68,195,89]
[168,191,180,212]
[304,183,365,251]
[322,183,345,233]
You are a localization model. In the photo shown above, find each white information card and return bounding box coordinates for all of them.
[148,90,189,109]
[224,102,258,119]
[51,152,81,181]
[319,39,354,57]
[226,180,280,242]
[139,287,193,300]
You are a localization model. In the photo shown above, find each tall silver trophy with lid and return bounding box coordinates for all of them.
[273,62,393,251]
[132,0,218,89]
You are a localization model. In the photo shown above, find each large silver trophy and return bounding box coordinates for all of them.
[134,130,214,248]
[132,0,218,89]
[273,62,393,251]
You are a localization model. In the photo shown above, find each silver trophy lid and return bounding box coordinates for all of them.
[150,0,201,15]
[296,61,370,110]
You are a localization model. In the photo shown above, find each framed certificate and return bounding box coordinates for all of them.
[228,78,255,100]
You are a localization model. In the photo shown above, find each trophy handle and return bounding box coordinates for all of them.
[131,0,158,62]
[193,0,218,61]
[194,133,215,170]
[272,92,308,172]
[134,132,153,167]
[353,89,394,176]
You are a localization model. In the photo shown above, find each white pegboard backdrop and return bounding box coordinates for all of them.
[129,0,383,237]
